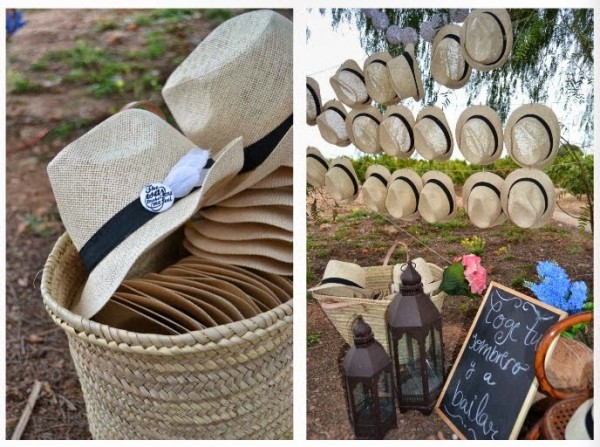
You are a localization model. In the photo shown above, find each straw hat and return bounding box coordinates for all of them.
[388,44,424,101]
[163,10,292,156]
[392,258,440,295]
[346,106,383,154]
[565,399,593,440]
[379,105,416,158]
[330,59,371,109]
[504,104,560,169]
[48,109,273,318]
[455,105,503,165]
[414,106,454,161]
[418,171,457,223]
[501,168,556,228]
[316,100,351,147]
[187,219,292,243]
[385,169,423,220]
[325,157,360,204]
[308,260,371,297]
[307,146,329,188]
[361,164,391,212]
[431,24,472,89]
[463,172,507,228]
[363,52,398,106]
[198,206,293,232]
[459,9,513,71]
[306,77,321,126]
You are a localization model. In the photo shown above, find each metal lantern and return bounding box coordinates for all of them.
[343,315,397,440]
[386,260,445,414]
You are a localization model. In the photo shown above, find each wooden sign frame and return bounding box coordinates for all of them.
[435,281,566,440]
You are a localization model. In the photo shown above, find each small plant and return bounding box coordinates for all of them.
[7,71,42,94]
[307,331,323,347]
[460,235,485,256]
[439,254,487,298]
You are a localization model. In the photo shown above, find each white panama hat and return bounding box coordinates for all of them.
[565,399,593,440]
[309,260,371,298]
[346,106,383,154]
[385,168,423,220]
[379,105,416,158]
[387,44,424,101]
[307,146,329,188]
[361,164,391,212]
[459,9,513,71]
[462,172,507,228]
[418,171,457,223]
[501,168,556,228]
[325,157,360,204]
[363,52,399,106]
[306,76,322,126]
[456,105,504,165]
[504,104,560,169]
[414,106,454,161]
[316,99,351,147]
[330,59,372,110]
[431,24,472,89]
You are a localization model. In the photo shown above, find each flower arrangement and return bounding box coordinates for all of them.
[525,261,592,341]
[439,254,487,298]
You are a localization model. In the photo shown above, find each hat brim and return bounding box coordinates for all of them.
[187,219,292,242]
[431,24,472,89]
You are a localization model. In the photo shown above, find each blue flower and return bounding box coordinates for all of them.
[527,261,588,314]
[6,10,26,37]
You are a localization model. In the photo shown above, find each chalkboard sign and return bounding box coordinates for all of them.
[435,282,566,440]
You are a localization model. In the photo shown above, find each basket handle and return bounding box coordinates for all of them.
[121,101,166,121]
[534,310,593,400]
[319,300,367,310]
[383,240,409,266]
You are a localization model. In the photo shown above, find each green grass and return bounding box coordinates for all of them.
[202,8,234,25]
[307,331,323,347]
[7,71,42,94]
[94,19,119,32]
[49,117,97,139]
[510,274,527,288]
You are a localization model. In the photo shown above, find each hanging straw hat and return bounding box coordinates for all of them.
[307,146,329,188]
[459,9,513,71]
[309,260,371,297]
[325,157,360,204]
[455,105,504,165]
[48,109,287,318]
[418,171,457,223]
[501,168,556,228]
[414,106,454,160]
[329,59,371,110]
[306,77,322,126]
[504,104,560,169]
[462,172,507,228]
[316,100,351,147]
[379,105,416,158]
[363,52,398,106]
[387,44,424,101]
[346,106,383,154]
[385,168,423,220]
[163,10,292,156]
[431,24,472,89]
[361,164,391,212]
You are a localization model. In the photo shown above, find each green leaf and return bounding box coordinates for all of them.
[440,262,471,296]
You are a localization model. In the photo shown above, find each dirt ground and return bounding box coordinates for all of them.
[5,8,297,440]
[306,189,593,440]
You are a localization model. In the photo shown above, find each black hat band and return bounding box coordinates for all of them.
[425,178,455,215]
[514,113,554,160]
[333,163,358,196]
[422,114,452,154]
[465,114,499,156]
[508,177,549,214]
[307,153,329,171]
[388,113,414,151]
[306,82,321,117]
[392,175,420,213]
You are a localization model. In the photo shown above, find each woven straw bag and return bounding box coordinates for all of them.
[312,242,447,354]
[41,233,293,439]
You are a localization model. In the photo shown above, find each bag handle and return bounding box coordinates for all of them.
[383,240,409,266]
[121,101,166,121]
[534,310,593,400]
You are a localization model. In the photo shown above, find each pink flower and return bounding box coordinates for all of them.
[461,254,481,277]
[468,267,487,295]
[453,256,462,263]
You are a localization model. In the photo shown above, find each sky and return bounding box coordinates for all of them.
[305,9,594,160]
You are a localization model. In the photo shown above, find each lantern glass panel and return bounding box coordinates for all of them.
[424,328,444,393]
[377,371,394,421]
[352,382,373,425]
[396,333,423,396]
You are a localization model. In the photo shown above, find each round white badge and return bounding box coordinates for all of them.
[140,183,175,213]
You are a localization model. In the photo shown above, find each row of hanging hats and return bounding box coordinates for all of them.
[307,148,556,229]
[308,96,560,169]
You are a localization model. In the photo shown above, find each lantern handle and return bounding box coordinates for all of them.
[383,240,409,266]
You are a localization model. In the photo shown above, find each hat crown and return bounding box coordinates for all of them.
[464,13,503,63]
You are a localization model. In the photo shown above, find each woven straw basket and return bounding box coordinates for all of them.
[313,259,446,354]
[41,233,293,440]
